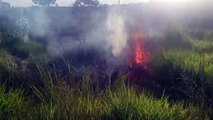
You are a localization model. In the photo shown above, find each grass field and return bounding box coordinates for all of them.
[0,2,213,119]
[0,28,212,120]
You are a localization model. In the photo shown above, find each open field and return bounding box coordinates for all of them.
[0,1,213,119]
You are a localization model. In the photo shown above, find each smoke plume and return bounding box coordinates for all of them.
[106,10,128,57]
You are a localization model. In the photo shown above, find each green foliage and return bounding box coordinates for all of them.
[155,50,213,75]
[0,51,19,73]
[106,88,190,120]
[0,38,45,59]
[0,51,22,81]
[151,50,213,118]
[190,40,213,53]
[206,32,213,42]
[0,19,212,119]
[30,75,204,120]
[0,86,28,120]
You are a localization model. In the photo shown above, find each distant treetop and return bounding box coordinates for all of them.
[73,0,100,7]
[32,0,57,7]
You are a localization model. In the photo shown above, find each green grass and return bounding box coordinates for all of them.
[28,75,206,120]
[0,69,207,120]
[151,49,213,91]
[151,50,213,118]
[190,39,213,53]
[0,27,212,119]
[0,86,29,120]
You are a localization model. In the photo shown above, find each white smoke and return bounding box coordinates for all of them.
[106,11,128,57]
[14,7,129,61]
[30,8,50,37]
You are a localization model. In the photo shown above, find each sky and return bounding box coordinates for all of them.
[2,0,193,7]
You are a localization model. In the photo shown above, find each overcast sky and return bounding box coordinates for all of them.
[1,0,151,7]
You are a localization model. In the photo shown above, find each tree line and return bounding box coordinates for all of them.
[0,0,100,7]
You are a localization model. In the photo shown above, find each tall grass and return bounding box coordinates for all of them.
[0,27,212,119]
[151,50,213,118]
[0,64,206,119]
[29,73,205,120]
[0,86,29,120]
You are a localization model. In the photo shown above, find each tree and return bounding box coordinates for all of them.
[32,0,57,7]
[73,0,100,7]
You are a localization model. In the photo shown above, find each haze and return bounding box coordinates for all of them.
[2,0,194,7]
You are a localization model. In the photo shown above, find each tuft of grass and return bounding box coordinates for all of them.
[190,40,213,53]
[0,86,29,120]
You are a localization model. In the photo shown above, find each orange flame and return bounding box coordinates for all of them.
[130,27,150,69]
[135,40,143,64]
[133,40,150,69]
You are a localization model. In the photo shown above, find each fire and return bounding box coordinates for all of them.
[132,30,150,69]
[128,40,151,84]
[135,40,143,64]
[127,27,151,85]
[134,40,150,69]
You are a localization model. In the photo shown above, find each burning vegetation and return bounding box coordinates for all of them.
[132,35,150,68]
[126,28,151,85]
[0,0,213,119]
